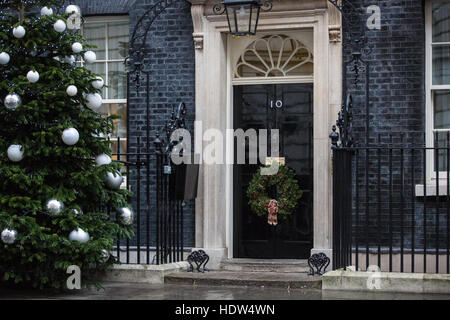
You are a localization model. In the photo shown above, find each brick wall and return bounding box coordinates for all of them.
[343,1,448,252]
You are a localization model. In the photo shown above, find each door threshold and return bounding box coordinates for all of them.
[224,258,308,265]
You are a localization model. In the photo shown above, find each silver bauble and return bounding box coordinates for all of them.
[119,207,134,226]
[95,153,112,166]
[7,144,24,162]
[105,171,123,189]
[53,19,66,33]
[0,52,10,65]
[72,42,83,54]
[46,199,64,216]
[83,51,96,64]
[62,128,80,146]
[65,5,81,15]
[1,229,17,244]
[85,93,102,110]
[27,70,39,83]
[40,6,53,16]
[13,26,25,38]
[69,228,90,243]
[100,249,110,263]
[92,76,104,89]
[66,85,78,97]
[4,93,22,110]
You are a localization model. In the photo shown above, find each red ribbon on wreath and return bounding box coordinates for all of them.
[267,199,278,226]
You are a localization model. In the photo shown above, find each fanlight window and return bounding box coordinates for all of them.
[234,35,313,79]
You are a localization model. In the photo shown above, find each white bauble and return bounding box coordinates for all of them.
[91,76,104,89]
[4,93,22,110]
[119,207,134,226]
[53,19,67,33]
[13,26,25,38]
[46,199,64,216]
[66,85,78,97]
[69,228,90,243]
[26,70,39,83]
[62,128,80,146]
[0,52,10,65]
[71,42,83,54]
[65,5,81,15]
[95,153,112,166]
[86,93,102,110]
[7,145,24,162]
[40,6,53,16]
[1,229,17,244]
[105,171,123,189]
[83,51,96,64]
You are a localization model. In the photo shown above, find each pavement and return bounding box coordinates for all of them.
[1,282,450,300]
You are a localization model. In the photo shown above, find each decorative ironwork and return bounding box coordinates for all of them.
[327,1,373,145]
[330,94,353,148]
[127,0,181,93]
[187,250,210,273]
[308,253,330,276]
[154,102,187,157]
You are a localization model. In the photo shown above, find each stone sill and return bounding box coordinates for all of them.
[323,270,450,294]
[415,183,450,197]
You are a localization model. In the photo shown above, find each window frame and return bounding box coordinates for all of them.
[82,15,129,104]
[426,0,450,181]
[81,15,129,153]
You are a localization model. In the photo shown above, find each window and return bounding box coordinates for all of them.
[82,16,129,156]
[233,34,314,85]
[426,1,450,176]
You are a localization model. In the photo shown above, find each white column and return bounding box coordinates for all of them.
[190,3,229,269]
[312,10,333,259]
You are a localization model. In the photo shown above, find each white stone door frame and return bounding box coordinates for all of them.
[188,0,342,268]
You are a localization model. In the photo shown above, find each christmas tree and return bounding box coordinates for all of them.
[0,0,133,289]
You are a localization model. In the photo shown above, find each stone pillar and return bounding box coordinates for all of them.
[311,3,342,266]
[190,1,228,269]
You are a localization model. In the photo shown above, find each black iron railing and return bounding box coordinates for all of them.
[333,132,450,274]
[106,101,195,265]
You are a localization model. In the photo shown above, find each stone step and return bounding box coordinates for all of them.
[165,271,321,289]
[220,259,310,273]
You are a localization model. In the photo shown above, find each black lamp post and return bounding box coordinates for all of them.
[214,0,273,37]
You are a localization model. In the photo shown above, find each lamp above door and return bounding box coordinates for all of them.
[213,0,273,37]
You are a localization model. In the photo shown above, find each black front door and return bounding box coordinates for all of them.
[233,83,313,259]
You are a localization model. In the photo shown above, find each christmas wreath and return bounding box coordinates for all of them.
[247,165,303,224]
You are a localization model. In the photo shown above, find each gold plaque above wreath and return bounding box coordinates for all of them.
[247,165,303,225]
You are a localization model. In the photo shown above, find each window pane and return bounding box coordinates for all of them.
[433,45,450,85]
[435,132,449,172]
[433,3,450,43]
[108,62,127,99]
[108,22,129,60]
[434,91,450,129]
[83,23,106,60]
[85,63,106,97]
[111,139,127,161]
[98,103,127,138]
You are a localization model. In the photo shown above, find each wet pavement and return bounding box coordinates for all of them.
[0,282,449,300]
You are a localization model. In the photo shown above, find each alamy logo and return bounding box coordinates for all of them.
[66,265,81,290]
[367,5,381,30]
